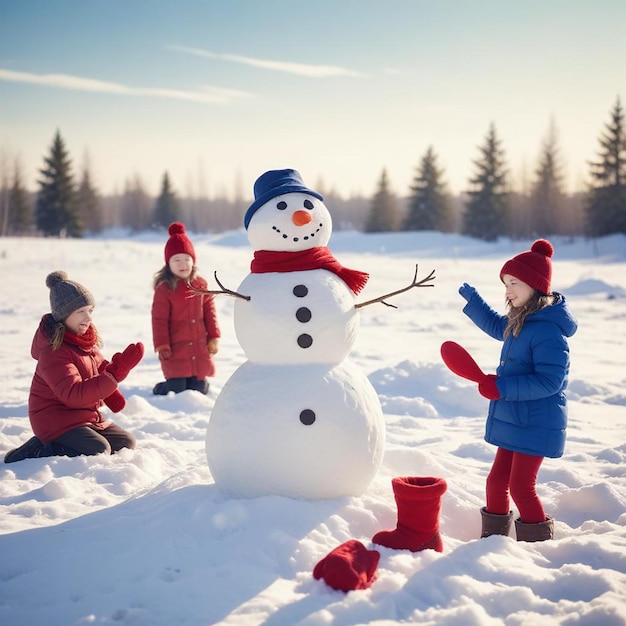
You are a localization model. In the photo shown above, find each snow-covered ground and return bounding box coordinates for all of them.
[0,230,625,625]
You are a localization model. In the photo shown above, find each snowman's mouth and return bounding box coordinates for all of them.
[271,222,324,243]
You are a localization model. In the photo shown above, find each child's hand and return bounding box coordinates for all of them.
[478,374,500,400]
[458,283,477,302]
[104,389,126,413]
[440,342,500,400]
[106,342,145,383]
[157,346,172,361]
[207,338,219,355]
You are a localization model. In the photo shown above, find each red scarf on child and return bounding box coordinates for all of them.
[250,247,369,295]
[64,325,98,351]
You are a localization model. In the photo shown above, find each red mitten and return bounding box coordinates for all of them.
[479,374,501,400]
[313,540,380,592]
[105,342,144,383]
[157,345,172,361]
[104,389,126,413]
[440,341,486,383]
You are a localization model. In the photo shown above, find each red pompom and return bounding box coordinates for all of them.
[168,222,186,236]
[531,239,554,258]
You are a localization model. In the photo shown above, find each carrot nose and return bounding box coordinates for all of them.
[292,210,313,226]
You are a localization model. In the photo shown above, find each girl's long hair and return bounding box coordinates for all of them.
[504,292,555,338]
[48,317,103,351]
[153,264,197,291]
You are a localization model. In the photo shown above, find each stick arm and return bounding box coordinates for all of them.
[355,264,435,309]
[190,271,251,301]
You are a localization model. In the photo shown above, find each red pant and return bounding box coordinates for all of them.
[486,447,546,523]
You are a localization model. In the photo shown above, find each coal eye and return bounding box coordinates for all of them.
[303,199,314,210]
[277,201,287,210]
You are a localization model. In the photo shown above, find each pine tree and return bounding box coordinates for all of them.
[76,156,103,234]
[36,130,81,237]
[8,161,32,234]
[153,172,180,228]
[462,123,509,241]
[364,168,398,233]
[404,146,450,232]
[76,169,102,234]
[585,97,626,236]
[529,119,565,236]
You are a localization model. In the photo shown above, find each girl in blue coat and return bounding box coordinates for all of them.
[459,239,577,542]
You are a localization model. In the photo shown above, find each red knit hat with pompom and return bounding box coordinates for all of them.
[500,239,554,295]
[164,222,196,264]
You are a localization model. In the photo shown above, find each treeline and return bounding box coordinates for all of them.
[1,97,624,241]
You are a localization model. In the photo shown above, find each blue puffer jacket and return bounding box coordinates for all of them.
[462,291,578,458]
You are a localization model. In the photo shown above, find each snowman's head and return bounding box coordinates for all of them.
[246,192,333,251]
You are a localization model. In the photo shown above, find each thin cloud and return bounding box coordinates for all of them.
[0,68,251,104]
[169,45,364,78]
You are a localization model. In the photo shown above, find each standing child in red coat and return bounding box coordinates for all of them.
[151,222,221,395]
[4,271,143,463]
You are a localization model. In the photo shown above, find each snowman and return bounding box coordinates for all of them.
[205,169,435,499]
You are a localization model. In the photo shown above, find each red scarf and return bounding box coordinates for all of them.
[64,325,98,351]
[251,247,369,295]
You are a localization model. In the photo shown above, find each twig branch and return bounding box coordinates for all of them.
[355,264,435,309]
[189,271,251,301]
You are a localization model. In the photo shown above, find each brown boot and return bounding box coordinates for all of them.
[480,507,513,538]
[515,516,554,542]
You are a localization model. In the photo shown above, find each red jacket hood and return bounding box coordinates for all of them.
[31,314,58,361]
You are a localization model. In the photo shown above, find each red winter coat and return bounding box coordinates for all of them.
[151,276,220,380]
[28,315,116,443]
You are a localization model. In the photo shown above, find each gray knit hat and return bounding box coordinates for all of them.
[46,271,95,321]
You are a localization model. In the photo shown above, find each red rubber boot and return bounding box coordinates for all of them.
[372,476,447,552]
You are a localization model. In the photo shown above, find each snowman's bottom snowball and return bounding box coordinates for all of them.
[206,360,385,499]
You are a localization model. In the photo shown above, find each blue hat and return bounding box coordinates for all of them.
[244,169,324,229]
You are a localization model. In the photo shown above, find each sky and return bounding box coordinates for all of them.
[1,0,625,199]
[0,228,625,624]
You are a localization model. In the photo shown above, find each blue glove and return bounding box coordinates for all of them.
[459,283,477,302]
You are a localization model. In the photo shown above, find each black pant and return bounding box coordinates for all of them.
[49,423,136,457]
[169,376,208,393]
[154,376,209,395]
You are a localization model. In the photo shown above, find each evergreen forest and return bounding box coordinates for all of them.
[1,97,624,242]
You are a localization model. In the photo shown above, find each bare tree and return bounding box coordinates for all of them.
[121,173,152,232]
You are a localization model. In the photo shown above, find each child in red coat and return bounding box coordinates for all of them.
[151,222,221,395]
[4,271,143,463]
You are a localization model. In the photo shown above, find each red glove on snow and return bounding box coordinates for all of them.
[105,342,144,383]
[104,389,126,413]
[478,374,501,400]
[313,540,380,592]
[157,345,172,361]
